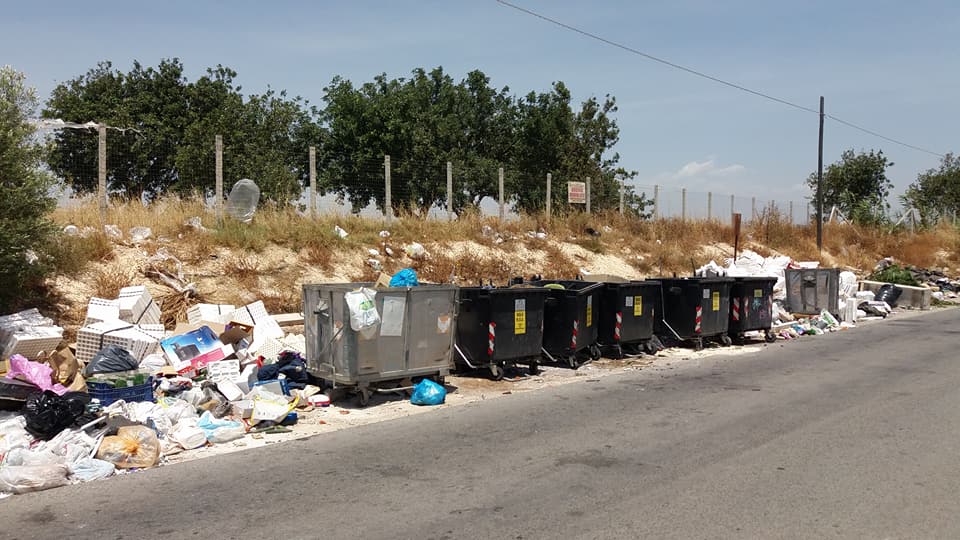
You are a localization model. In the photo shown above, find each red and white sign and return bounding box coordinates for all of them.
[568,181,586,204]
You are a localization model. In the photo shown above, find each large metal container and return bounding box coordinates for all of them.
[653,277,734,350]
[728,277,778,343]
[598,281,661,357]
[530,280,605,368]
[303,283,458,405]
[455,286,549,379]
[785,269,840,315]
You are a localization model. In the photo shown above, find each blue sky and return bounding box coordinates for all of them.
[4,0,957,216]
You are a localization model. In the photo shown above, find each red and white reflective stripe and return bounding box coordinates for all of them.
[695,306,702,333]
[487,322,496,356]
[732,298,740,321]
[614,312,622,342]
[571,320,579,349]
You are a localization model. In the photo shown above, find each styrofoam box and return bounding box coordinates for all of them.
[85,297,120,325]
[76,320,164,365]
[225,301,284,340]
[206,359,241,383]
[1,326,64,360]
[187,304,236,325]
[117,286,162,325]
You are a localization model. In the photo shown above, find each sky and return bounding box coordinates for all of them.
[3,0,957,217]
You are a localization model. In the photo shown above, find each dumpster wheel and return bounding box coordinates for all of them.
[566,356,580,369]
[357,387,372,407]
[720,335,733,347]
[589,344,602,361]
[764,330,778,343]
[489,364,505,381]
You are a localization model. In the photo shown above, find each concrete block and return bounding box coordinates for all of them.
[859,280,931,310]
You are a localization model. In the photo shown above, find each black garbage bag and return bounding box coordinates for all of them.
[22,391,91,440]
[876,283,903,307]
[83,345,139,376]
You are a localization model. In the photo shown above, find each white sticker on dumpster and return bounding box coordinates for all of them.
[703,289,710,299]
[625,296,633,307]
[380,296,405,337]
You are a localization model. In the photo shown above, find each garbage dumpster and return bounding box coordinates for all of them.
[727,277,778,343]
[785,268,840,315]
[530,280,604,368]
[597,281,661,358]
[454,286,549,380]
[654,277,733,350]
[303,283,458,406]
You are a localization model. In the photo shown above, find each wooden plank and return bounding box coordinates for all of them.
[272,313,304,327]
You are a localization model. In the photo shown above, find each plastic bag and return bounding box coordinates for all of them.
[128,226,152,244]
[167,418,208,450]
[225,179,260,223]
[96,425,160,469]
[69,458,116,482]
[139,352,167,373]
[410,379,446,406]
[5,355,69,395]
[23,391,91,440]
[345,288,380,332]
[0,464,70,494]
[404,243,427,260]
[389,268,419,287]
[251,391,293,422]
[0,417,33,454]
[83,345,139,376]
[197,411,245,444]
[876,283,902,307]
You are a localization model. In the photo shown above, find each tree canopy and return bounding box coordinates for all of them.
[807,149,893,224]
[41,59,643,215]
[902,153,960,225]
[0,66,57,311]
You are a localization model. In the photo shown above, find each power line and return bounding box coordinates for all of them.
[496,0,945,158]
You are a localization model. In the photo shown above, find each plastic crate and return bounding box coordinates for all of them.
[87,377,155,406]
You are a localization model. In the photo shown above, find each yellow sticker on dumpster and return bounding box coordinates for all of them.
[634,296,642,317]
[712,291,720,311]
[514,299,526,334]
[754,289,763,298]
[587,296,593,327]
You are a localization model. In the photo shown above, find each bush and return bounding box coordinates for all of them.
[0,66,57,311]
[868,264,919,286]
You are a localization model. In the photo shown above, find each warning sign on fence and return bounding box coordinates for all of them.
[568,181,586,204]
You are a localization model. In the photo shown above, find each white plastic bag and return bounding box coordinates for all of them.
[196,411,245,444]
[344,288,380,333]
[70,458,116,482]
[0,464,70,493]
[168,418,208,450]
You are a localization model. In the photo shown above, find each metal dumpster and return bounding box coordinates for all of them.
[303,283,458,406]
[785,268,840,315]
[454,286,549,380]
[728,277,778,343]
[654,277,734,350]
[598,281,661,358]
[530,280,604,368]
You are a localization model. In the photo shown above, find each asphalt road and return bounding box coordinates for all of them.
[3,308,960,539]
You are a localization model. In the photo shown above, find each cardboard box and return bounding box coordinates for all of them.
[159,326,225,371]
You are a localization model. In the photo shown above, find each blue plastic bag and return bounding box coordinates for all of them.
[389,268,419,287]
[410,379,446,406]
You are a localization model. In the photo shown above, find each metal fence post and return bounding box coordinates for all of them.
[498,167,505,221]
[653,184,660,219]
[98,124,107,223]
[546,173,552,220]
[707,192,713,221]
[730,194,735,225]
[384,155,392,223]
[585,177,591,214]
[619,176,625,215]
[751,197,757,221]
[681,188,687,221]
[308,145,316,219]
[446,161,453,220]
[789,201,794,224]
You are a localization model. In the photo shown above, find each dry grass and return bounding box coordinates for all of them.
[46,196,960,296]
[91,267,135,298]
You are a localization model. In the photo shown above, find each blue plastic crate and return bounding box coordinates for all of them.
[252,378,290,396]
[87,377,155,406]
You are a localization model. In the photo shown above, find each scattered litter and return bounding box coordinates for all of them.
[334,225,349,239]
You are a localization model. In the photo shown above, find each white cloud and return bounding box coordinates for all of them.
[674,159,745,179]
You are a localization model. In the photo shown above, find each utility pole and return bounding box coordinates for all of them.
[817,96,824,252]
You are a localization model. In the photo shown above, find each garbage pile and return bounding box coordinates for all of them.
[0,286,318,497]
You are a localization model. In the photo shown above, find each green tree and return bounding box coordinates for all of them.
[43,59,322,203]
[902,153,960,225]
[807,149,893,225]
[0,66,57,311]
